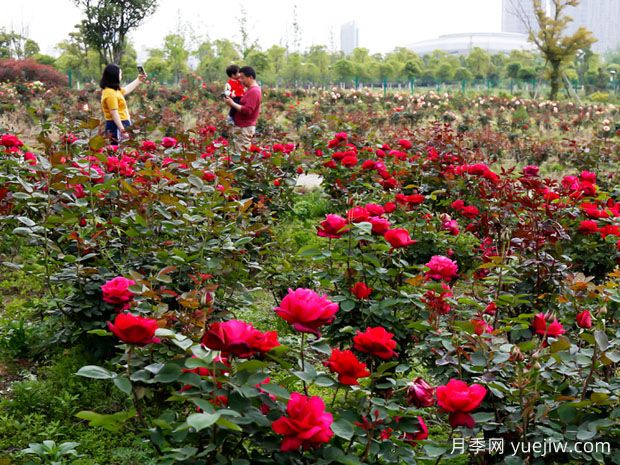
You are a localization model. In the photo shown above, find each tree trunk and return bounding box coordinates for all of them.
[549,62,561,101]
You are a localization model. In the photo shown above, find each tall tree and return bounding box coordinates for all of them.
[74,0,158,65]
[525,0,595,100]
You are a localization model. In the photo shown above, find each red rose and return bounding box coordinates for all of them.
[0,134,24,147]
[201,320,279,358]
[369,217,391,235]
[361,159,376,170]
[274,288,339,337]
[598,224,620,239]
[398,138,413,150]
[365,203,385,216]
[324,349,370,385]
[471,319,493,335]
[347,207,370,223]
[403,416,429,442]
[272,392,334,451]
[448,411,476,428]
[406,377,435,407]
[108,313,160,345]
[580,170,596,184]
[485,302,497,315]
[461,206,479,219]
[351,282,372,299]
[436,379,486,413]
[441,219,459,235]
[406,194,425,206]
[317,214,349,239]
[141,140,157,151]
[451,199,465,211]
[383,202,396,213]
[576,310,592,329]
[101,276,136,309]
[578,220,598,234]
[341,155,358,167]
[425,256,458,281]
[353,326,397,359]
[523,165,539,177]
[202,171,216,181]
[531,313,565,337]
[384,228,416,248]
[161,137,177,148]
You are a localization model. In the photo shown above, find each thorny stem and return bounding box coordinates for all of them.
[300,332,308,396]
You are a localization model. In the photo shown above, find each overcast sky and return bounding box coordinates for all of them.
[2,0,502,59]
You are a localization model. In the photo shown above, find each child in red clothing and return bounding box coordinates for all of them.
[224,65,245,124]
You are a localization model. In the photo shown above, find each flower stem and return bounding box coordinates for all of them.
[300,333,308,396]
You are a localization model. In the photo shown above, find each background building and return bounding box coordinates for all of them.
[502,0,540,35]
[564,0,620,53]
[502,0,620,53]
[340,21,359,55]
[408,32,535,56]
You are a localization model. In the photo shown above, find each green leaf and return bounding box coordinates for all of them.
[259,383,290,399]
[423,444,447,458]
[87,329,111,337]
[594,330,609,351]
[293,363,317,383]
[113,377,132,395]
[16,216,36,227]
[236,360,269,372]
[216,417,242,431]
[154,363,182,383]
[314,375,336,387]
[187,412,221,432]
[557,403,577,423]
[76,365,117,379]
[550,336,571,353]
[576,425,597,441]
[331,418,354,440]
[89,135,106,151]
[604,350,620,363]
[75,410,135,432]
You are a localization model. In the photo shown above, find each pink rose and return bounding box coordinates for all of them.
[274,288,338,337]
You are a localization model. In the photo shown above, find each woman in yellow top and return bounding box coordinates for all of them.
[100,64,145,144]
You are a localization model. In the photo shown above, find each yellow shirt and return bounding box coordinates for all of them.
[101,87,129,121]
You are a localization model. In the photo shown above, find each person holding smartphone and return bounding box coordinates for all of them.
[99,64,146,145]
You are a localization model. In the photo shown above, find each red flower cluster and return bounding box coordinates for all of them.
[108,312,160,346]
[274,288,339,337]
[576,310,592,329]
[317,214,349,238]
[101,276,136,310]
[324,348,370,385]
[406,377,435,407]
[531,313,566,338]
[384,228,416,249]
[436,379,487,428]
[425,256,458,281]
[353,326,397,359]
[201,320,279,358]
[351,282,372,299]
[271,392,334,451]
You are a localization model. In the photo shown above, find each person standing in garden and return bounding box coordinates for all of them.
[100,64,145,145]
[223,64,245,125]
[224,66,262,154]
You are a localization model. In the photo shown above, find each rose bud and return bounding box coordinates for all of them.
[406,377,435,407]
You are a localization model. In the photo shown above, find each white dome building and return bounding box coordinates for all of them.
[408,32,536,55]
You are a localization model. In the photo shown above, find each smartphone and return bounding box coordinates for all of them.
[137,65,146,76]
